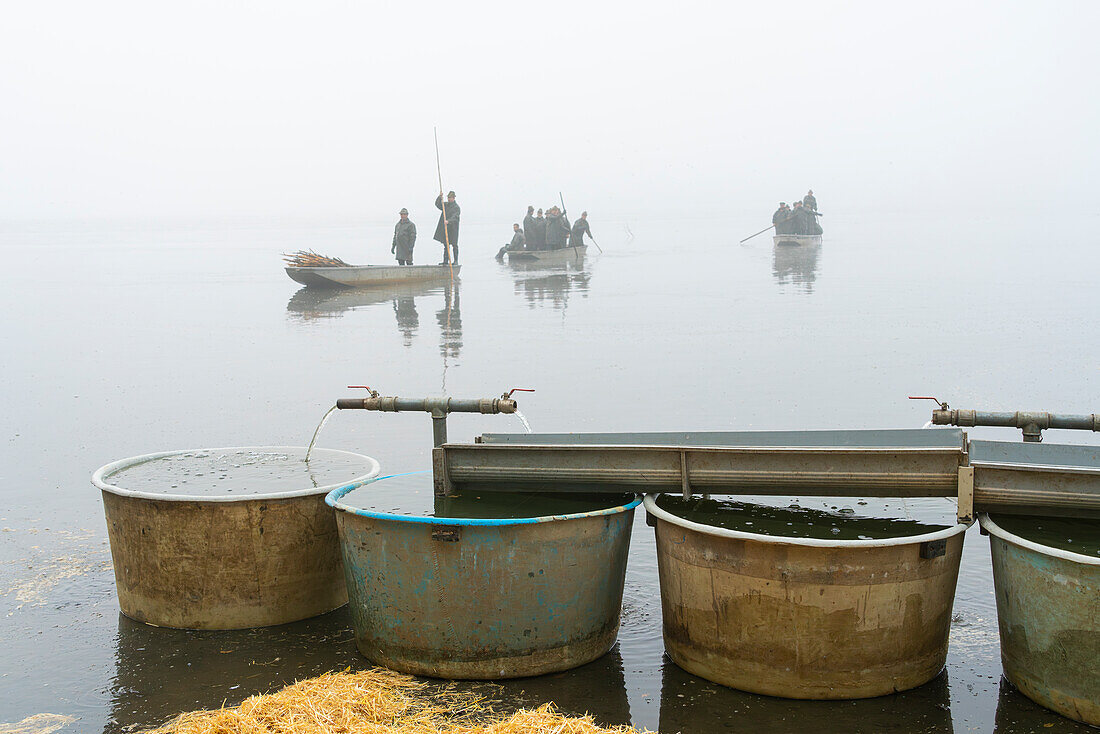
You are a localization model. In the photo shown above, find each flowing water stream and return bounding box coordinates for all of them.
[305,405,338,462]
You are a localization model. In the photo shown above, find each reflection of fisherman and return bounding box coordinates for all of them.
[391,208,416,265]
[570,211,592,247]
[392,296,418,346]
[434,191,460,264]
[495,224,527,259]
[545,206,571,249]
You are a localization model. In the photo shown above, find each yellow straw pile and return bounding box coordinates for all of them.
[146,669,648,734]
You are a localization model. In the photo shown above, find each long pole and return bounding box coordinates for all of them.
[740,224,775,244]
[434,127,454,282]
[558,192,604,254]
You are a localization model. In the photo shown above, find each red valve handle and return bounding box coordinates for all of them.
[505,388,535,398]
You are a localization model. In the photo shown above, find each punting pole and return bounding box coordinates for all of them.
[434,127,454,282]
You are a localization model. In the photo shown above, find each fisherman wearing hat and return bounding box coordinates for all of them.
[434,190,461,264]
[523,205,536,247]
[570,211,593,248]
[532,208,546,250]
[544,206,571,250]
[803,189,817,211]
[772,202,791,234]
[392,207,416,265]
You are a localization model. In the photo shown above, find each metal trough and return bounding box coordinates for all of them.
[93,447,380,629]
[327,475,639,679]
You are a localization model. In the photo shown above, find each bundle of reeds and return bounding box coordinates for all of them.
[145,668,648,734]
[283,250,354,268]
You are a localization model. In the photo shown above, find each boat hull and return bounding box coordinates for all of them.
[507,245,587,263]
[773,234,822,247]
[286,264,460,288]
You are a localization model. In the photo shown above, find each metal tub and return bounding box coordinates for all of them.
[645,494,969,699]
[93,446,380,630]
[980,514,1100,726]
[327,478,640,679]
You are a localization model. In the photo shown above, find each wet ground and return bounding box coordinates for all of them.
[1,210,1097,732]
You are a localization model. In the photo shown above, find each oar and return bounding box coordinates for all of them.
[434,127,454,282]
[740,223,776,244]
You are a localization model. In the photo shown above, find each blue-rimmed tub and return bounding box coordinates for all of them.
[326,473,640,679]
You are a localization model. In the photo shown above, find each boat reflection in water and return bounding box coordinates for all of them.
[505,258,592,311]
[658,655,954,734]
[772,241,821,293]
[286,280,461,354]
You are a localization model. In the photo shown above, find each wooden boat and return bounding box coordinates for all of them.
[507,245,587,263]
[285,264,459,288]
[773,234,822,247]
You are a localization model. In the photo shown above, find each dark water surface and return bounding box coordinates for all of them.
[989,514,1100,558]
[339,471,636,519]
[101,447,376,496]
[1,212,1098,732]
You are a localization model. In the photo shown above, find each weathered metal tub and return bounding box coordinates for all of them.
[327,476,640,679]
[645,494,969,699]
[980,514,1100,726]
[93,447,380,630]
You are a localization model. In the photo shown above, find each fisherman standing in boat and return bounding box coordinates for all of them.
[803,190,817,211]
[434,190,461,264]
[545,206,571,250]
[772,202,791,234]
[532,209,546,250]
[790,201,812,235]
[570,211,593,248]
[391,208,416,265]
[523,206,536,246]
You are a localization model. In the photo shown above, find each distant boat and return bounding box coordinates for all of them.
[507,245,587,263]
[773,234,822,247]
[286,264,459,288]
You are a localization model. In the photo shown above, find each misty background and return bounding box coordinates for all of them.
[3,0,1098,225]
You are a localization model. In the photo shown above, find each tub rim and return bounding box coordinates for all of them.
[326,471,642,526]
[92,446,381,502]
[643,492,970,548]
[979,513,1100,566]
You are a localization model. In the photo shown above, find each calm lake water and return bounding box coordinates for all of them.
[1,210,1097,732]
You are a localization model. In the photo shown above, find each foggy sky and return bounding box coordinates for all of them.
[2,1,1097,223]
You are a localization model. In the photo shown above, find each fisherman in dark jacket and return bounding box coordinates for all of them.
[391,208,416,265]
[791,201,812,235]
[772,203,789,233]
[544,207,571,249]
[570,211,593,247]
[496,223,527,259]
[803,190,817,211]
[523,206,536,245]
[434,191,460,264]
[532,209,545,250]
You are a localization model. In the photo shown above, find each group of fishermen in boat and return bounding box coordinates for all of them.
[773,190,823,236]
[390,191,595,265]
[496,206,593,259]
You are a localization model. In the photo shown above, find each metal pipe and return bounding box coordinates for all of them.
[931,409,1099,442]
[336,397,518,415]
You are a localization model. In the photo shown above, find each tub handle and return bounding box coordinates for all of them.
[920,539,947,559]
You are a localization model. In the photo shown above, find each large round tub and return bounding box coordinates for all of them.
[645,493,969,699]
[980,514,1100,726]
[327,474,640,679]
[93,446,380,629]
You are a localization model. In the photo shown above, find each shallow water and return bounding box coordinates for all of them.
[655,495,953,540]
[989,514,1100,558]
[1,212,1098,733]
[339,471,635,519]
[102,448,375,496]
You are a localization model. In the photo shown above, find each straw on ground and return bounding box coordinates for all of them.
[145,669,649,734]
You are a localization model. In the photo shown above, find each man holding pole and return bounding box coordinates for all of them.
[570,211,593,248]
[434,190,461,264]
